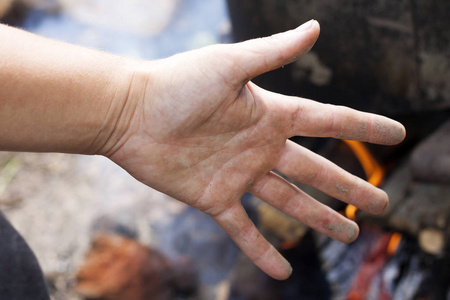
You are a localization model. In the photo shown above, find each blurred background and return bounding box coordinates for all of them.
[0,0,449,299]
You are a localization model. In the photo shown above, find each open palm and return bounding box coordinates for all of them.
[106,20,405,280]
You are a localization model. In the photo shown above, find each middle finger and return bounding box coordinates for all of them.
[275,140,388,215]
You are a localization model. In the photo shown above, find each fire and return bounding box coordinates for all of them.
[387,232,402,256]
[343,140,385,220]
[341,141,403,299]
[343,140,384,186]
[343,140,403,256]
[345,204,358,221]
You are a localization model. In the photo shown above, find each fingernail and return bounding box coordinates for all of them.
[295,19,314,32]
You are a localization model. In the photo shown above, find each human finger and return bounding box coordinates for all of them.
[213,203,292,280]
[250,172,360,244]
[251,85,406,145]
[275,140,388,214]
[228,20,320,83]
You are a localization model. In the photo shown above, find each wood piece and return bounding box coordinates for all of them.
[75,233,197,300]
[75,234,175,300]
[388,183,450,237]
[257,202,307,245]
[410,118,450,184]
[356,159,412,226]
[418,228,444,255]
[357,160,450,256]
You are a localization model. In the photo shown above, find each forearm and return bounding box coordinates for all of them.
[0,24,138,154]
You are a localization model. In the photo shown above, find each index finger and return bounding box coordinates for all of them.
[252,85,406,144]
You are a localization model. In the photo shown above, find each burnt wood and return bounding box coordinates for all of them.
[227,0,450,115]
[410,119,450,184]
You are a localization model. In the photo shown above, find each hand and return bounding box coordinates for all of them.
[105,20,406,280]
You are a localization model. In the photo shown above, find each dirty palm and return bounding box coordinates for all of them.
[108,20,406,280]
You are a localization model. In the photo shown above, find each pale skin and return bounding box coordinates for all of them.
[0,20,405,280]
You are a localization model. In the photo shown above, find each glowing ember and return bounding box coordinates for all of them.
[387,232,402,256]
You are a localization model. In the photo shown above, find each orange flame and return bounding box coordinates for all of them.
[345,204,358,221]
[343,140,385,220]
[387,232,402,256]
[343,141,403,255]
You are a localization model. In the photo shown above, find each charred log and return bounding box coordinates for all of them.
[227,0,450,115]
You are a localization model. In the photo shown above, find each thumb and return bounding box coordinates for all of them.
[232,19,320,81]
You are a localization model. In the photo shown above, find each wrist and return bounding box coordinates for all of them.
[94,59,149,158]
[0,25,148,155]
